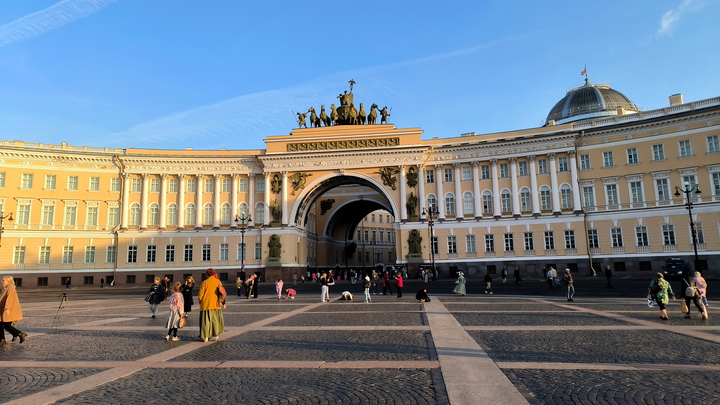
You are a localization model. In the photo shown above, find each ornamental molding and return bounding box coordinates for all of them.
[286,137,400,152]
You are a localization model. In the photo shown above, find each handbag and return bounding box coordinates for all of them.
[683,279,698,297]
[144,293,153,302]
[178,315,186,328]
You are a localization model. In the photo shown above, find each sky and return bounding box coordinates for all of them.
[0,0,718,151]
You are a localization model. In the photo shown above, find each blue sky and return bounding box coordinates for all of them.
[0,0,718,151]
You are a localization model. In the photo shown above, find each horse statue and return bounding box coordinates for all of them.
[358,103,367,125]
[367,104,378,125]
[307,107,322,128]
[330,104,339,126]
[348,103,358,125]
[319,105,330,127]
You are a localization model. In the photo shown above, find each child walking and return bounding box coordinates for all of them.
[165,282,185,341]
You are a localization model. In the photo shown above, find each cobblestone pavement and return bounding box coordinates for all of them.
[1,281,719,404]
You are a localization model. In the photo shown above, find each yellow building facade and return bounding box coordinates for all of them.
[0,84,718,287]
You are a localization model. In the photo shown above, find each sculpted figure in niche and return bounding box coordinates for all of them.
[268,235,282,258]
[406,166,418,188]
[271,174,281,194]
[406,192,418,217]
[271,200,281,221]
[374,167,399,190]
[408,229,423,254]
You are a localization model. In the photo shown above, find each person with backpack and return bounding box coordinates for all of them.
[648,272,676,320]
[198,268,225,342]
[147,277,166,318]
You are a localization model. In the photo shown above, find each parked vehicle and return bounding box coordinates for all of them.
[663,258,687,280]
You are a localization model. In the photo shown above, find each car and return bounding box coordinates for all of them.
[663,258,687,280]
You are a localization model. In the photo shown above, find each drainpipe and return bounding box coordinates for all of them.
[575,131,597,276]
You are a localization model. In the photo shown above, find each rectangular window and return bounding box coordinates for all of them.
[147,245,157,263]
[635,226,649,247]
[484,234,495,252]
[84,276,94,285]
[561,187,572,209]
[580,154,591,170]
[627,148,639,164]
[0,172,5,188]
[204,178,214,193]
[695,223,705,244]
[656,178,670,201]
[444,168,453,182]
[89,177,100,191]
[220,243,229,261]
[67,175,79,191]
[499,163,509,178]
[606,184,619,205]
[184,244,193,262]
[481,165,490,179]
[41,205,54,226]
[186,178,196,193]
[447,236,457,254]
[126,275,136,284]
[149,178,159,193]
[425,169,435,184]
[64,206,77,226]
[62,246,73,264]
[21,173,33,189]
[707,135,720,153]
[222,178,231,193]
[238,242,247,261]
[523,232,534,251]
[127,246,138,263]
[501,192,512,212]
[466,235,476,253]
[168,178,178,193]
[521,191,531,212]
[630,181,644,203]
[13,246,26,264]
[235,178,246,192]
[131,178,141,192]
[652,144,665,161]
[202,244,211,261]
[45,174,56,190]
[255,242,262,260]
[564,230,576,249]
[662,224,676,245]
[679,140,692,157]
[537,159,548,174]
[165,245,175,262]
[37,277,48,286]
[611,228,624,247]
[603,151,615,167]
[461,166,472,181]
[518,161,528,176]
[84,246,96,264]
[504,233,514,251]
[256,178,265,192]
[86,206,98,226]
[16,203,30,225]
[588,229,599,249]
[110,177,121,192]
[108,207,119,227]
[713,173,720,197]
[557,157,568,172]
[540,189,551,211]
[106,246,116,264]
[431,236,438,255]
[544,231,555,250]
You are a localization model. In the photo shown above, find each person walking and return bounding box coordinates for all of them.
[164,282,185,341]
[694,271,709,309]
[484,272,493,294]
[197,268,225,342]
[648,273,676,320]
[363,275,372,303]
[452,271,466,296]
[148,277,166,318]
[245,274,257,299]
[371,271,381,295]
[395,273,404,298]
[682,271,708,320]
[501,267,508,283]
[382,271,393,295]
[563,269,575,302]
[0,276,28,346]
[236,276,244,296]
[181,276,195,322]
[161,276,171,299]
[605,265,613,288]
[275,278,284,300]
[320,273,330,302]
[514,268,521,285]
[100,278,105,288]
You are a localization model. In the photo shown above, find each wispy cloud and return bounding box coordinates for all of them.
[658,0,702,36]
[0,0,117,48]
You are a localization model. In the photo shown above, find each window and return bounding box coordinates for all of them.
[656,178,670,201]
[256,178,265,192]
[520,189,531,212]
[67,175,79,191]
[131,178,141,192]
[168,178,178,193]
[425,169,435,184]
[679,140,692,157]
[255,242,262,259]
[462,166,472,181]
[583,185,595,207]
[21,173,33,189]
[630,181,644,204]
[45,175,56,190]
[147,245,156,263]
[564,230,576,249]
[167,204,177,226]
[86,206,99,226]
[84,276,94,285]
[186,178,197,193]
[371,214,375,223]
[481,165,490,179]
[108,206,119,227]
[662,224,676,245]
[184,244,193,262]
[204,178,214,193]
[485,234,495,252]
[602,151,614,167]
[239,178,248,192]
[37,277,48,286]
[627,148,639,164]
[62,246,73,264]
[482,191,492,214]
[148,204,159,226]
[707,135,720,153]
[544,231,555,250]
[110,178,121,192]
[89,177,100,192]
[605,183,619,206]
[580,155,591,170]
[17,202,31,225]
[537,159,548,174]
[202,244,211,261]
[636,226,649,247]
[222,178,231,193]
[523,232,534,251]
[0,172,5,188]
[501,191,511,213]
[185,203,196,226]
[540,186,551,210]
[466,235,476,253]
[682,175,698,191]
[560,185,572,209]
[221,203,231,225]
[126,275,136,284]
[695,223,705,244]
[445,194,455,216]
[611,228,623,247]
[149,177,159,193]
[588,229,599,249]
[558,157,568,172]
[379,215,383,223]
[127,246,138,263]
[518,161,528,176]
[255,203,265,224]
[64,205,77,226]
[13,246,26,264]
[444,168,453,182]
[504,233,514,251]
[652,144,665,161]
[447,236,457,254]
[41,205,54,226]
[431,236,438,255]
[426,195,437,212]
[166,245,175,262]
[463,192,474,215]
[84,246,96,264]
[238,242,246,261]
[106,246,116,264]
[220,243,229,261]
[129,203,140,226]
[203,203,213,225]
[499,163,509,178]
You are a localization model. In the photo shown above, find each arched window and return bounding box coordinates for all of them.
[501,189,512,213]
[520,187,532,212]
[129,203,140,226]
[540,186,551,211]
[185,203,196,226]
[482,191,493,214]
[148,203,159,226]
[463,191,474,216]
[255,202,265,224]
[220,203,231,225]
[426,194,437,212]
[167,203,177,226]
[445,193,455,216]
[560,184,572,209]
[238,202,249,216]
[203,203,213,225]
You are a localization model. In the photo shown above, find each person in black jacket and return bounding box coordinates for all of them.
[148,277,166,318]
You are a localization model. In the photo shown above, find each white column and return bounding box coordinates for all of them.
[435,165,445,220]
[230,174,238,227]
[159,174,167,229]
[140,173,149,229]
[472,162,481,218]
[453,163,463,218]
[510,157,520,217]
[418,165,426,220]
[568,151,582,212]
[491,159,501,217]
[177,174,186,228]
[264,175,271,226]
[529,156,540,216]
[548,153,561,213]
[399,166,407,221]
[121,173,131,229]
[195,174,203,229]
[213,174,221,228]
[281,171,289,226]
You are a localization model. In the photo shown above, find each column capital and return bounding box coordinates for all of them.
[490,158,498,166]
[528,155,536,162]
[548,153,556,160]
[509,157,517,164]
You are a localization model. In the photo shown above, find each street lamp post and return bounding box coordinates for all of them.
[421,205,438,274]
[674,182,701,268]
[0,211,13,247]
[235,212,252,272]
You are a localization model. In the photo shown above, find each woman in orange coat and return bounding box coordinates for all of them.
[1,276,27,346]
[197,268,225,342]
